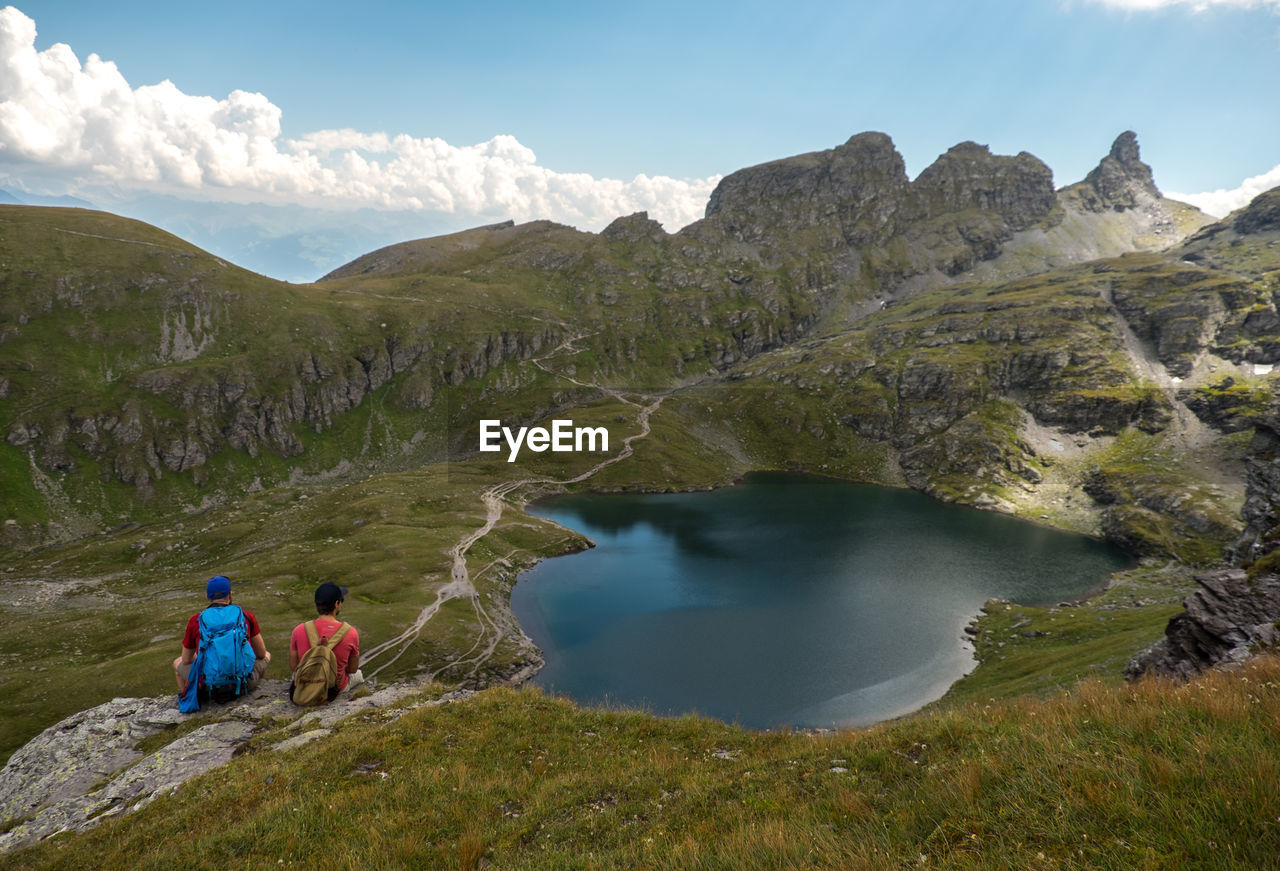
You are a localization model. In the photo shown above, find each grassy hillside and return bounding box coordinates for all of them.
[0,206,815,550]
[10,654,1280,870]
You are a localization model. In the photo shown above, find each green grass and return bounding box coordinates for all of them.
[942,565,1197,705]
[11,655,1280,870]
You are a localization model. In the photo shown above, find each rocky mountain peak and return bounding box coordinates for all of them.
[700,131,909,245]
[1080,130,1161,212]
[1109,129,1142,166]
[910,141,1056,231]
[695,130,1182,295]
[1173,185,1278,273]
[601,211,667,242]
[833,131,905,172]
[1231,187,1280,236]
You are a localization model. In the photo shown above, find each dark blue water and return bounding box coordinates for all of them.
[511,473,1131,729]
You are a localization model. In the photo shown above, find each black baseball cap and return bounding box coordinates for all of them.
[314,582,349,608]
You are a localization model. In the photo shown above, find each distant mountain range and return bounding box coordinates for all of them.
[0,188,95,208]
[4,130,1278,559]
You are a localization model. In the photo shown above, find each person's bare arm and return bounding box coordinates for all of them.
[180,646,196,665]
[251,633,270,661]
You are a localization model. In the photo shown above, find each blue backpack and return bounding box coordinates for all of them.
[178,604,256,713]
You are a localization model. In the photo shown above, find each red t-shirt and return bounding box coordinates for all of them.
[183,605,262,649]
[290,617,360,690]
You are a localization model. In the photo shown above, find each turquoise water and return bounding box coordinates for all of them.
[511,473,1132,730]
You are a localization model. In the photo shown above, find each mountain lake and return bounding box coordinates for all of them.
[511,472,1133,729]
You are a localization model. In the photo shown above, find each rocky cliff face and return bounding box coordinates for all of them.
[1105,259,1278,379]
[967,133,1212,285]
[1229,404,1280,565]
[689,131,1217,342]
[1231,188,1280,236]
[1125,400,1280,680]
[696,132,1062,300]
[1178,185,1280,277]
[1125,569,1280,680]
[911,142,1057,230]
[704,132,911,248]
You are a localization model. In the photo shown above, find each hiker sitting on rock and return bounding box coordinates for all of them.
[289,581,364,705]
[175,575,271,712]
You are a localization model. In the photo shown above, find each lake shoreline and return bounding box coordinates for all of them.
[508,473,1132,731]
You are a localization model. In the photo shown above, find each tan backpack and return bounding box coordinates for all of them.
[291,620,351,706]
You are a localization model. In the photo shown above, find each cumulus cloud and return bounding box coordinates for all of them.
[0,6,718,231]
[1168,163,1280,217]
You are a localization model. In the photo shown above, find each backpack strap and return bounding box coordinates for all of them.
[197,608,212,650]
[305,620,350,650]
[178,647,204,713]
[322,622,351,650]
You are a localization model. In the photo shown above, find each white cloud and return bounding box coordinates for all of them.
[0,6,718,232]
[1084,0,1280,9]
[1168,163,1280,217]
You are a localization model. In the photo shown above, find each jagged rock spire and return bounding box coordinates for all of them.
[1081,131,1160,212]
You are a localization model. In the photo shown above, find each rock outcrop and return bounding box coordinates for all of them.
[699,132,1061,288]
[1125,569,1280,680]
[0,678,473,854]
[1178,185,1280,277]
[704,131,911,247]
[1077,131,1161,214]
[600,211,668,243]
[965,133,1213,285]
[1229,187,1280,236]
[910,141,1056,231]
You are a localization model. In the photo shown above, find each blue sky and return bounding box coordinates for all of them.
[2,1,1279,279]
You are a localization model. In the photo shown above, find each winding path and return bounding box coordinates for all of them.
[362,332,665,682]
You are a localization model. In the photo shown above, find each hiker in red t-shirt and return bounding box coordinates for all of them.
[288,581,363,703]
[173,574,272,694]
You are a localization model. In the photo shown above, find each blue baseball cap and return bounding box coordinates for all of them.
[206,575,232,599]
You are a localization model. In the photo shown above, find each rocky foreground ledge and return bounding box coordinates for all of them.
[0,678,472,854]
